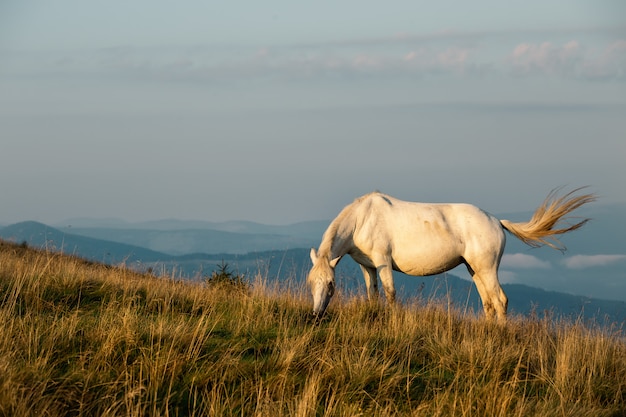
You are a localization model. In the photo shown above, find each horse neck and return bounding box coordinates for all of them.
[318,210,354,260]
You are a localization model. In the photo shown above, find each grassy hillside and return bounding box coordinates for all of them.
[0,240,625,417]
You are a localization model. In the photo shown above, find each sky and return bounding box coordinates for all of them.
[1,1,625,226]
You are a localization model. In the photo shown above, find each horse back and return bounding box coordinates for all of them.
[348,193,505,274]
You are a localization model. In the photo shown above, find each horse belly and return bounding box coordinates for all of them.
[380,214,465,276]
[392,246,464,276]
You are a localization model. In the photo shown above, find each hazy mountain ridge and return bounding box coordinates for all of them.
[1,202,625,323]
[56,202,625,256]
[58,226,318,256]
[0,221,175,263]
[57,217,328,238]
[50,203,626,302]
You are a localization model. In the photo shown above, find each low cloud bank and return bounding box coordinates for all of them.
[502,253,551,269]
[562,254,626,269]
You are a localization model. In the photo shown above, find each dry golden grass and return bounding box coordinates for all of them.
[0,240,624,416]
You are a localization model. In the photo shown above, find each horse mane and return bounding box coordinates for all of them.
[317,192,380,258]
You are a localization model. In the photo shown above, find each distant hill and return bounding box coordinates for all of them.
[2,202,625,325]
[58,218,328,239]
[137,247,626,324]
[52,222,323,255]
[0,221,174,264]
[52,203,626,303]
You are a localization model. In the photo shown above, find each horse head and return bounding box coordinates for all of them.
[307,248,340,317]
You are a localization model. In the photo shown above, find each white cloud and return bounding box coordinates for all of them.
[400,47,473,74]
[498,270,518,284]
[403,51,419,61]
[501,253,551,269]
[562,254,626,269]
[437,47,470,67]
[92,37,626,82]
[608,39,626,53]
[508,39,626,80]
[5,29,625,84]
[580,40,626,80]
[351,54,382,71]
[508,40,582,76]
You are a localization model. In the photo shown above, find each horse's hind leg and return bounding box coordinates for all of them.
[360,265,379,301]
[467,265,508,321]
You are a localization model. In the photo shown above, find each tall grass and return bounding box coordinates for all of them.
[0,240,624,416]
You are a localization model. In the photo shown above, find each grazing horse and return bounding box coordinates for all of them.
[307,188,595,321]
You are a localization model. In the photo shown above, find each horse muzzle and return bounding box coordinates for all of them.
[312,281,334,316]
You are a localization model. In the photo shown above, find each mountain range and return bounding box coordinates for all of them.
[1,202,625,324]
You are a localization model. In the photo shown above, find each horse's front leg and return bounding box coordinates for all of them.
[359,265,379,301]
[376,263,396,303]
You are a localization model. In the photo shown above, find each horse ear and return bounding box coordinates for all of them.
[310,248,318,264]
[329,256,341,268]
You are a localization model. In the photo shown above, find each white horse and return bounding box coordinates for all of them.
[307,188,595,321]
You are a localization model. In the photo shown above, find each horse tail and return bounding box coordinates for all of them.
[499,187,596,251]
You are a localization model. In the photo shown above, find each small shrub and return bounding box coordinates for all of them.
[204,260,248,292]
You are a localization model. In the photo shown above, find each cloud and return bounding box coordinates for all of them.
[508,40,582,76]
[508,39,626,80]
[86,37,626,82]
[562,254,626,269]
[402,46,472,73]
[5,28,625,84]
[501,253,551,269]
[580,40,626,80]
[351,53,383,71]
[498,270,518,284]
[3,32,482,83]
[438,47,470,68]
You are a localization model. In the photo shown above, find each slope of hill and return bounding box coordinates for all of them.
[54,223,321,255]
[0,221,174,263]
[1,239,624,416]
[58,217,328,238]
